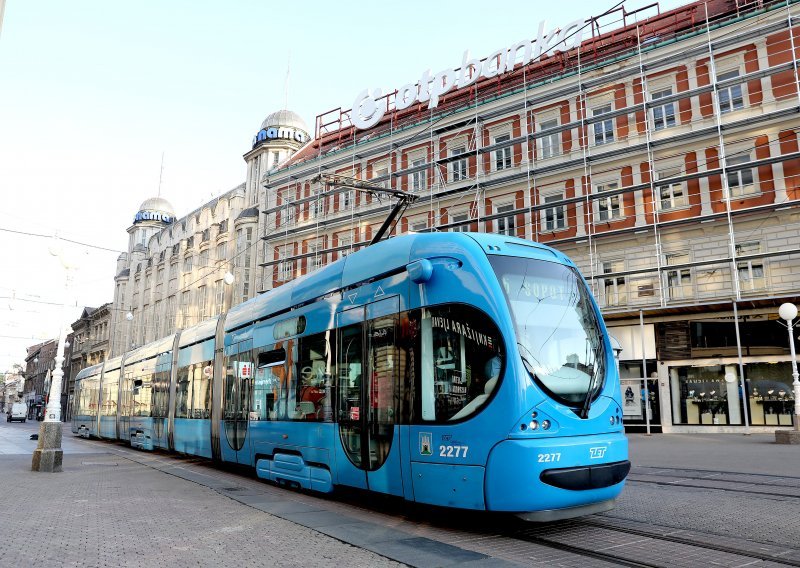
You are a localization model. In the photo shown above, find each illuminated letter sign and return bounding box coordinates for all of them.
[351,18,587,130]
[134,211,173,224]
[252,126,308,148]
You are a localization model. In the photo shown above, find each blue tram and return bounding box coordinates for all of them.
[72,233,630,520]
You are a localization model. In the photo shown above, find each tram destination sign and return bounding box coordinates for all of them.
[351,18,588,130]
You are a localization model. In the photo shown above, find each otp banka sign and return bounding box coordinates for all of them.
[351,19,587,130]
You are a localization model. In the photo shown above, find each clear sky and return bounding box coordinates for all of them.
[0,0,687,371]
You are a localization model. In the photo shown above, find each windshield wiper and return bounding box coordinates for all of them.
[517,342,538,382]
[579,363,600,419]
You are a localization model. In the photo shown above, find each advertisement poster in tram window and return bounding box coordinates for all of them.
[620,379,643,418]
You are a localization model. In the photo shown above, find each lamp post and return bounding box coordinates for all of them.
[776,303,800,444]
[32,241,80,472]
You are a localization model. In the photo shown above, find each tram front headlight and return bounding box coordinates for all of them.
[529,420,539,430]
[610,416,615,426]
[541,420,551,430]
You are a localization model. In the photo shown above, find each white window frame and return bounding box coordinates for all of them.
[340,189,354,211]
[665,252,692,300]
[372,164,389,188]
[656,168,687,211]
[651,87,676,130]
[736,241,765,292]
[592,104,614,145]
[450,147,468,182]
[602,260,627,306]
[410,158,426,192]
[495,203,516,236]
[450,211,470,232]
[725,153,756,198]
[595,181,621,222]
[410,219,428,232]
[716,69,745,114]
[309,194,325,219]
[494,134,512,170]
[542,193,566,231]
[539,118,560,159]
[338,234,352,259]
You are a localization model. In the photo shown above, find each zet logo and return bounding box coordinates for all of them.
[589,446,607,459]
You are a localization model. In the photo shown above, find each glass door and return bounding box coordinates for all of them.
[223,338,253,464]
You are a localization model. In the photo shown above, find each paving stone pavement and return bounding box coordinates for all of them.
[0,422,404,568]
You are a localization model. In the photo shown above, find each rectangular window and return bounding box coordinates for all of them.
[450,212,470,232]
[198,285,207,320]
[183,255,193,272]
[272,150,280,166]
[651,87,676,130]
[665,253,692,300]
[411,159,426,191]
[278,247,294,281]
[338,235,352,259]
[198,249,209,268]
[214,279,224,315]
[603,261,627,306]
[592,104,614,145]
[726,154,756,197]
[657,169,687,210]
[494,134,512,170]
[308,240,324,271]
[717,70,744,113]
[216,242,226,262]
[543,194,566,231]
[736,241,765,292]
[539,119,560,159]
[340,189,353,210]
[450,147,468,181]
[180,291,190,328]
[310,195,324,219]
[596,182,621,221]
[372,166,389,188]
[495,204,516,236]
[410,220,428,232]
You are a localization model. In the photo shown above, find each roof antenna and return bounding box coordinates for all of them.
[284,51,291,110]
[157,152,165,197]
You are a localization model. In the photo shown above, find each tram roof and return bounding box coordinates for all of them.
[226,233,571,332]
[74,362,103,381]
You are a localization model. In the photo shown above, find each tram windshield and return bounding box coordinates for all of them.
[490,256,606,410]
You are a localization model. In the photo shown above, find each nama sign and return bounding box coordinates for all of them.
[134,210,173,224]
[351,19,588,130]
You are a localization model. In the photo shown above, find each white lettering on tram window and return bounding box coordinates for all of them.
[439,445,469,458]
[537,452,561,463]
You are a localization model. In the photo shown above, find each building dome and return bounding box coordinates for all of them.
[260,110,308,133]
[138,197,175,217]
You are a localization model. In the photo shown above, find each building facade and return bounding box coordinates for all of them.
[107,111,310,359]
[258,0,800,433]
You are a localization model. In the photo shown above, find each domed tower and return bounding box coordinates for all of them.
[243,109,310,207]
[127,197,175,253]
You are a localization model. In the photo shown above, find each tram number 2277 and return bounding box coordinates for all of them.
[537,452,561,463]
[439,445,469,458]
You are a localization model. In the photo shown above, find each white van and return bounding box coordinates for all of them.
[6,402,27,423]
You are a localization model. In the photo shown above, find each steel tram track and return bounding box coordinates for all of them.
[508,520,800,568]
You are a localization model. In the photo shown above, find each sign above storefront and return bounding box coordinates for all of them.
[351,18,588,130]
[134,210,173,224]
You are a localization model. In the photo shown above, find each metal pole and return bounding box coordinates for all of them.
[788,316,800,431]
[640,309,651,435]
[732,301,751,434]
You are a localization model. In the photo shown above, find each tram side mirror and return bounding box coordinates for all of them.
[407,259,433,283]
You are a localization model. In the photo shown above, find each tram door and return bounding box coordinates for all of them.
[335,297,404,496]
[222,339,253,465]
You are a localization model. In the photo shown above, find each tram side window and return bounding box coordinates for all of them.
[101,370,120,416]
[151,359,171,419]
[132,363,154,417]
[295,331,334,422]
[120,373,133,417]
[263,339,297,421]
[252,347,285,421]
[417,305,504,422]
[177,339,214,419]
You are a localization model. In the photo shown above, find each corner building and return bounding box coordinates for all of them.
[261,0,800,433]
[108,111,310,358]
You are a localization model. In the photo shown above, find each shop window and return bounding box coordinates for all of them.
[726,153,756,197]
[603,260,627,306]
[735,241,765,292]
[539,119,560,159]
[494,203,516,236]
[745,362,796,426]
[595,182,621,221]
[450,147,468,181]
[665,253,692,300]
[542,194,566,231]
[716,70,745,113]
[592,104,614,145]
[651,87,676,130]
[671,365,743,425]
[494,134,512,170]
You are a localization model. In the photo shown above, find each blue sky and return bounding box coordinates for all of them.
[0,0,686,369]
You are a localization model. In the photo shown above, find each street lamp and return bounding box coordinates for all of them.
[776,303,800,444]
[32,240,80,472]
